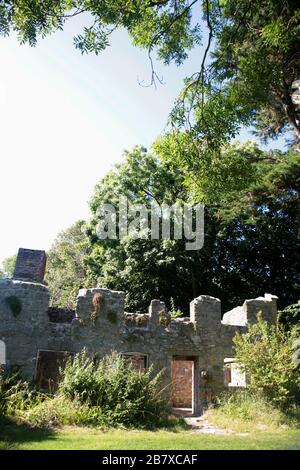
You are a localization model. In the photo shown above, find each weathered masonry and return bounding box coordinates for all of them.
[0,249,278,414]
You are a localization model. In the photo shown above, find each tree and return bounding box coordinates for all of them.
[46,220,92,308]
[1,1,298,150]
[85,145,300,312]
[1,2,299,206]
[40,143,299,313]
[279,300,300,329]
[209,147,300,310]
[85,145,203,312]
[1,255,17,278]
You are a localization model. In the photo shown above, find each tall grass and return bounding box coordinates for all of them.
[20,396,100,428]
[0,368,44,416]
[58,351,169,428]
[17,352,172,429]
[207,390,300,433]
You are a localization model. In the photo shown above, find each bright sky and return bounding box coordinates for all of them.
[0,16,288,267]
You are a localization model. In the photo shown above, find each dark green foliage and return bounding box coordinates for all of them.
[279,301,300,329]
[31,146,299,315]
[5,296,22,317]
[59,351,169,428]
[86,146,300,313]
[85,146,197,313]
[46,221,92,308]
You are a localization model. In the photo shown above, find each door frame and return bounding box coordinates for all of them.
[171,355,200,416]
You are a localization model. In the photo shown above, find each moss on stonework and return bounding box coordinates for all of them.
[107,311,118,324]
[158,310,171,327]
[5,296,22,317]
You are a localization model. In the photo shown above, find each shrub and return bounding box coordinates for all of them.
[233,318,300,407]
[21,395,100,428]
[59,351,169,428]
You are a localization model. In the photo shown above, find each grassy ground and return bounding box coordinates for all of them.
[206,392,300,435]
[1,422,300,450]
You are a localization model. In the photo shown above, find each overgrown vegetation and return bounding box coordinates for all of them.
[59,352,169,428]
[207,390,300,433]
[21,396,99,428]
[0,369,43,417]
[207,319,300,433]
[279,300,300,329]
[7,352,171,430]
[233,318,300,407]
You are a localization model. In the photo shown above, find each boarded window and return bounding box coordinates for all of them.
[121,353,147,372]
[36,350,74,391]
[0,340,5,365]
[224,358,246,387]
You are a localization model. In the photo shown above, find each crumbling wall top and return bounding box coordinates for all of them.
[222,293,278,326]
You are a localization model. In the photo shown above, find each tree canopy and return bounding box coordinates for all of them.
[45,220,92,308]
[1,1,298,140]
[83,145,299,313]
[1,2,299,317]
[0,255,16,278]
[1,1,299,200]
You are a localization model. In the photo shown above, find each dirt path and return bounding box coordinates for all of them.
[184,415,229,434]
[184,414,249,436]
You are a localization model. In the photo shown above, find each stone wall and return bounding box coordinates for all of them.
[0,275,278,414]
[222,293,278,327]
[0,278,49,378]
[48,307,75,323]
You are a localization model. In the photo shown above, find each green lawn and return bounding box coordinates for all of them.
[1,423,300,450]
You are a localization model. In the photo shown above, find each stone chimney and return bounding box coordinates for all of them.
[13,248,47,284]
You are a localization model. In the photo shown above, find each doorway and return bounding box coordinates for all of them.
[171,356,197,416]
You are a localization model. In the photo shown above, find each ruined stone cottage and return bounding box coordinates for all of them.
[0,248,278,415]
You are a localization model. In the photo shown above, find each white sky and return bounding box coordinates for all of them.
[0,18,288,267]
[0,19,192,266]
